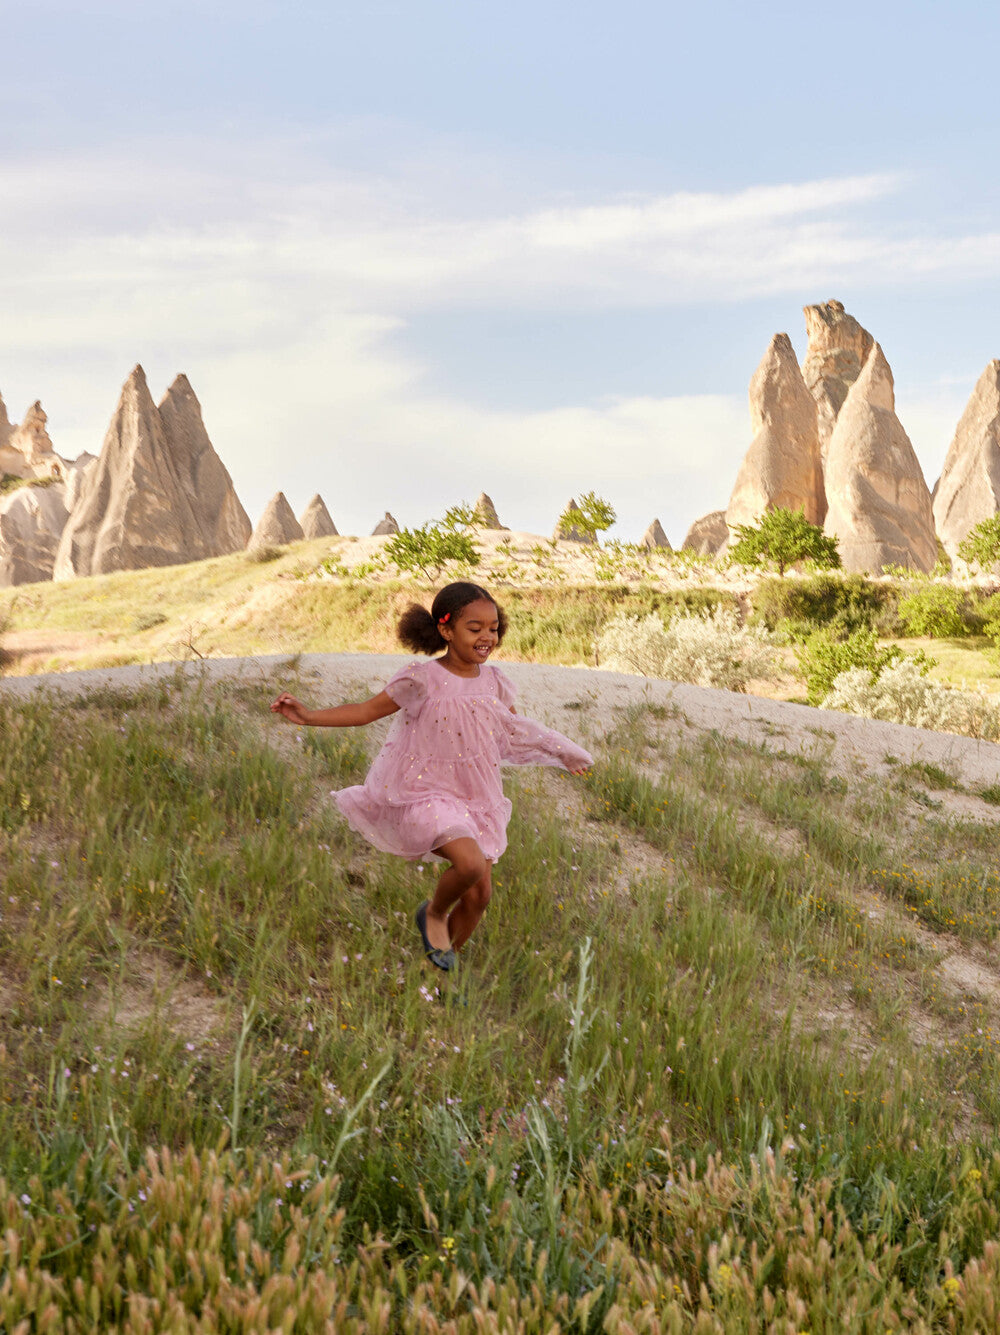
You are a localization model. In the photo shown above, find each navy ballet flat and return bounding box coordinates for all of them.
[415,900,456,973]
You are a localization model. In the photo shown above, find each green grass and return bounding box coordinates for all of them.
[3,674,1000,1328]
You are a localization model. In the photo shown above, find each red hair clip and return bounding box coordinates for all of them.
[438,612,451,623]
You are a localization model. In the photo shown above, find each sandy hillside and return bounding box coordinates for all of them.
[4,651,1000,801]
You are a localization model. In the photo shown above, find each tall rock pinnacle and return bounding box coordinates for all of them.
[54,366,250,578]
[725,332,825,536]
[802,300,875,461]
[823,344,937,574]
[932,360,1000,561]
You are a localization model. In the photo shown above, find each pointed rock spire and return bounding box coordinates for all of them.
[823,344,937,573]
[157,374,251,554]
[932,360,1000,560]
[725,332,825,537]
[681,510,728,556]
[473,492,504,529]
[372,512,399,536]
[802,300,875,460]
[641,518,671,550]
[0,391,11,449]
[0,483,69,587]
[55,366,251,578]
[299,494,338,539]
[249,492,304,548]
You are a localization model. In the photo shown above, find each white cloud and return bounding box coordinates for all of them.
[1,139,996,544]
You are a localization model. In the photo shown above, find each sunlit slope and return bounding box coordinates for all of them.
[2,670,1000,1328]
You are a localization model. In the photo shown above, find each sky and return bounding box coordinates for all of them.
[2,0,1000,545]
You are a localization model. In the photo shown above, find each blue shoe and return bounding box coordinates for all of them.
[415,901,456,973]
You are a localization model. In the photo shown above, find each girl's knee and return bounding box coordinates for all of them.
[469,880,493,911]
[450,846,488,884]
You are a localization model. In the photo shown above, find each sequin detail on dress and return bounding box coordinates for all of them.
[334,660,593,861]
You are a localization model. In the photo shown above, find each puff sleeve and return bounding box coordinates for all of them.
[383,662,428,712]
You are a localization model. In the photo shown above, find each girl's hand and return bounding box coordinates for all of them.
[568,765,590,776]
[271,692,311,725]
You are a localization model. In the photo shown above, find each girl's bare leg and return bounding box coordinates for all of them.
[424,837,488,953]
[448,862,493,951]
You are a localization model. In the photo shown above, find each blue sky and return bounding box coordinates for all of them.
[2,0,1000,543]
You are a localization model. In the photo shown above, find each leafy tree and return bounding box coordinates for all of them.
[556,492,617,544]
[383,504,481,580]
[729,507,841,578]
[957,515,1000,571]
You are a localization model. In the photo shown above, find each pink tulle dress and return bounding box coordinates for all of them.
[334,659,594,862]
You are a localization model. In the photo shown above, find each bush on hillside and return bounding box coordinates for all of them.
[597,606,777,692]
[384,504,481,579]
[824,658,1000,740]
[896,583,975,638]
[797,628,928,706]
[958,515,1000,571]
[751,572,893,638]
[729,507,841,577]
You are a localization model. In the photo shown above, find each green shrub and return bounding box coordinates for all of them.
[958,515,1000,570]
[797,628,926,706]
[729,507,841,577]
[896,583,973,638]
[751,573,893,638]
[384,504,481,579]
[246,544,285,563]
[555,491,617,543]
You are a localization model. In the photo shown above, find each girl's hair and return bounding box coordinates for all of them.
[397,581,508,655]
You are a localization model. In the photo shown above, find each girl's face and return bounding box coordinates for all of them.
[441,597,500,669]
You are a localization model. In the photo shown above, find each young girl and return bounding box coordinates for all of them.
[271,581,592,972]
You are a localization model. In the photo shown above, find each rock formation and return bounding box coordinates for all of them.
[55,365,251,579]
[0,482,70,587]
[801,300,874,460]
[0,392,13,453]
[157,375,251,555]
[299,494,338,539]
[473,493,504,529]
[372,512,399,536]
[249,492,304,548]
[553,498,596,544]
[682,510,728,556]
[823,344,938,574]
[932,360,1000,560]
[64,454,97,513]
[0,400,65,482]
[725,333,824,537]
[641,518,671,550]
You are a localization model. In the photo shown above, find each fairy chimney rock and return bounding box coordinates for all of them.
[157,375,251,554]
[802,300,875,460]
[725,333,825,537]
[823,343,937,574]
[0,392,12,450]
[0,482,70,587]
[932,360,1000,560]
[554,498,596,544]
[55,365,251,579]
[249,492,304,548]
[299,494,338,539]
[641,518,671,550]
[372,512,399,536]
[682,510,728,556]
[473,492,504,529]
[1,400,64,481]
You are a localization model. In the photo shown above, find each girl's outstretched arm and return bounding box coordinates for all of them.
[270,690,400,728]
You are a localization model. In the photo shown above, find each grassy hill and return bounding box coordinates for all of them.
[2,661,1000,1330]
